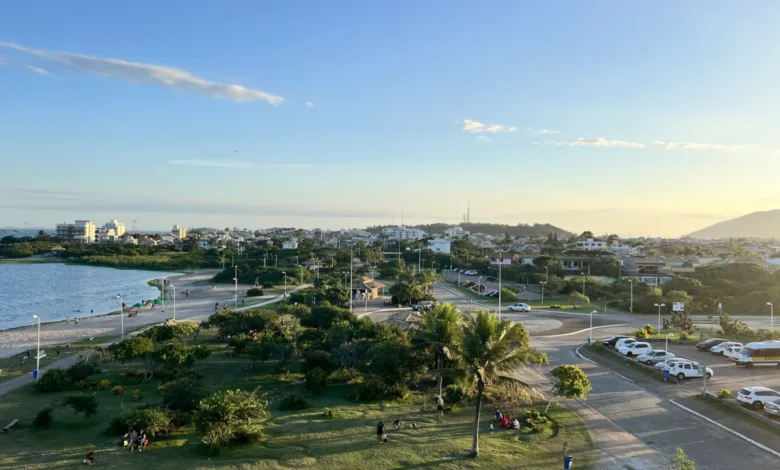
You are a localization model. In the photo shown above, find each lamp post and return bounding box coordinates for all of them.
[349,249,353,313]
[161,278,165,312]
[768,302,774,333]
[665,332,674,359]
[233,266,238,309]
[477,276,483,301]
[172,285,176,321]
[629,279,633,314]
[282,272,287,300]
[540,281,546,306]
[580,272,586,297]
[116,294,124,339]
[545,266,549,282]
[589,310,597,347]
[498,250,503,321]
[654,303,666,338]
[33,314,40,380]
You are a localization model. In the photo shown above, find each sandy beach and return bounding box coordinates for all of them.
[0,270,280,359]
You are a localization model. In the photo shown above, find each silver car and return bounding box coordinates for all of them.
[637,350,676,366]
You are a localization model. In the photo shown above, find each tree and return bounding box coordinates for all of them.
[420,303,462,397]
[300,305,355,329]
[66,362,98,382]
[458,311,541,457]
[304,367,329,393]
[62,396,99,418]
[500,287,517,301]
[669,447,696,470]
[568,291,590,307]
[161,378,207,412]
[37,368,68,392]
[124,407,173,437]
[195,390,270,453]
[152,339,200,371]
[108,337,154,365]
[579,231,594,239]
[545,365,592,414]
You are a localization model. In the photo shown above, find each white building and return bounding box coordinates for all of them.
[607,241,633,255]
[444,226,470,239]
[199,239,212,250]
[427,238,451,254]
[576,238,607,251]
[486,251,513,266]
[282,239,299,249]
[172,225,187,239]
[56,220,96,243]
[382,226,426,241]
[104,220,126,237]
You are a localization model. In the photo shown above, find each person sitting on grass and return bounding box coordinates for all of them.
[83,452,95,465]
[136,430,148,451]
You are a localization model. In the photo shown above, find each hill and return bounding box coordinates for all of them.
[366,222,572,238]
[687,210,780,239]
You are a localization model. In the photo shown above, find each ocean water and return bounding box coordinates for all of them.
[0,263,179,330]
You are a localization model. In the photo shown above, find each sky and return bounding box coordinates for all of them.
[2,1,780,238]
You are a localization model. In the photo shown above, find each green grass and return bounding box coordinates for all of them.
[0,331,595,469]
[0,337,111,384]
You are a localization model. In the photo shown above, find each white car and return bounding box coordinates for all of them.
[655,357,691,370]
[637,350,675,366]
[723,346,743,359]
[615,338,637,350]
[507,303,531,312]
[711,341,743,355]
[619,342,652,357]
[737,387,780,409]
[764,401,780,417]
[666,362,713,380]
[464,270,478,275]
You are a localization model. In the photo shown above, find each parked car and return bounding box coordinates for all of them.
[763,401,780,417]
[696,338,728,351]
[485,276,497,283]
[619,342,652,357]
[464,270,478,275]
[603,335,629,348]
[462,281,475,288]
[666,362,713,380]
[637,350,676,366]
[411,301,434,311]
[711,341,743,356]
[723,346,743,359]
[615,338,637,350]
[507,303,531,312]
[655,357,691,370]
[737,387,780,409]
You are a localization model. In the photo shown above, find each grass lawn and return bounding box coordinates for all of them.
[0,337,113,385]
[0,330,595,469]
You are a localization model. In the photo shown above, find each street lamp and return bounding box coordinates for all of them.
[768,302,774,333]
[654,303,666,338]
[628,280,633,314]
[282,271,287,299]
[545,266,549,282]
[477,276,483,299]
[117,294,124,339]
[540,281,546,306]
[233,265,239,309]
[172,284,176,321]
[33,314,40,381]
[580,272,586,297]
[589,310,597,346]
[161,277,165,312]
[665,332,674,360]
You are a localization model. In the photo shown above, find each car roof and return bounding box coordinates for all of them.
[742,386,776,392]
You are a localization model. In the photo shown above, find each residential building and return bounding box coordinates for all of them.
[382,225,426,241]
[282,239,299,250]
[104,220,126,237]
[556,249,615,273]
[575,238,607,251]
[427,238,452,254]
[607,241,634,255]
[444,226,470,239]
[486,251,513,266]
[172,225,187,239]
[56,220,96,243]
[517,254,536,265]
[199,239,212,250]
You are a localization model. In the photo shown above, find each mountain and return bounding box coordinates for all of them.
[686,210,780,239]
[366,222,572,238]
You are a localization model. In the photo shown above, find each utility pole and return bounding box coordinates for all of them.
[498,250,503,321]
[349,248,353,313]
[234,265,238,309]
[161,278,165,312]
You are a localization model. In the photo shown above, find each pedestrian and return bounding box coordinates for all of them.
[75,317,79,325]
[193,336,197,343]
[84,451,95,465]
[495,409,502,421]
[242,298,245,305]
[393,419,400,431]
[436,395,445,417]
[489,422,494,433]
[663,368,670,382]
[376,421,384,443]
[90,309,93,314]
[410,423,417,430]
[382,433,388,444]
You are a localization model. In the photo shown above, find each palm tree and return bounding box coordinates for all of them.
[420,303,462,397]
[458,311,541,457]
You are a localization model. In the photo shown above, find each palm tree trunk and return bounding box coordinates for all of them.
[471,387,483,457]
[544,393,554,415]
[436,355,443,398]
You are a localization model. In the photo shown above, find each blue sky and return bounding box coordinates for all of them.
[2,1,779,237]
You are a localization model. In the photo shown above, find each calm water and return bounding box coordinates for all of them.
[0,263,178,330]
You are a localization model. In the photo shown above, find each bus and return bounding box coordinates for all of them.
[733,341,780,367]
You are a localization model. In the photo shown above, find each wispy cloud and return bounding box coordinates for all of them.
[508,127,518,133]
[529,128,560,135]
[538,137,645,148]
[27,65,51,76]
[167,160,313,169]
[652,141,755,152]
[305,101,316,108]
[0,41,284,105]
[463,119,515,134]
[463,119,486,132]
[475,136,492,143]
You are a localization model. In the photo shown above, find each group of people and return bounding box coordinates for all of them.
[121,428,149,452]
[375,420,419,444]
[490,410,520,432]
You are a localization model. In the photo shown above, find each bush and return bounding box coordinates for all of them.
[278,394,310,410]
[349,375,408,401]
[124,407,173,437]
[680,331,693,341]
[97,379,111,390]
[593,340,604,349]
[643,324,656,334]
[133,389,144,401]
[263,281,274,289]
[62,396,99,418]
[304,367,329,393]
[304,350,334,373]
[247,287,264,297]
[718,389,733,400]
[66,362,99,382]
[445,383,473,406]
[34,407,54,427]
[170,409,194,427]
[160,378,207,412]
[106,416,129,435]
[112,385,126,395]
[323,408,343,419]
[37,368,68,392]
[633,329,650,339]
[549,304,562,309]
[195,389,270,454]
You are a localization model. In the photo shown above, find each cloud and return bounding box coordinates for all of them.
[539,137,645,148]
[305,101,316,108]
[652,141,755,152]
[475,136,492,143]
[463,120,486,132]
[463,119,516,134]
[167,160,313,169]
[27,65,51,76]
[0,41,284,105]
[486,124,505,134]
[529,128,561,135]
[508,127,518,133]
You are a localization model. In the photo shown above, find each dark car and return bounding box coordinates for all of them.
[485,276,498,283]
[603,335,629,348]
[696,338,728,351]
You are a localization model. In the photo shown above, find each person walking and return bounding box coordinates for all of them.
[376,421,384,443]
[436,395,445,417]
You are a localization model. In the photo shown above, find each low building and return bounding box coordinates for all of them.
[56,220,96,243]
[427,238,451,254]
[575,238,607,251]
[104,219,126,237]
[199,239,212,250]
[351,276,387,299]
[486,251,513,266]
[555,249,616,273]
[382,225,426,241]
[282,239,299,250]
[444,226,470,239]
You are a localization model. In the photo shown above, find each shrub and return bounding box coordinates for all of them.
[124,407,173,437]
[633,329,650,339]
[304,350,334,373]
[680,331,693,341]
[97,379,111,390]
[37,368,68,393]
[549,304,562,309]
[119,369,145,379]
[195,390,270,454]
[718,389,733,400]
[160,378,207,412]
[112,385,126,395]
[33,407,54,428]
[133,389,144,401]
[323,408,343,419]
[62,396,99,418]
[643,324,656,334]
[247,287,264,297]
[263,281,274,289]
[278,394,310,410]
[170,409,194,427]
[445,383,472,406]
[106,416,129,435]
[349,375,408,401]
[593,340,604,349]
[66,362,99,382]
[228,333,250,355]
[304,367,329,393]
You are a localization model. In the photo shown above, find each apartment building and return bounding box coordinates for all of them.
[56,220,96,243]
